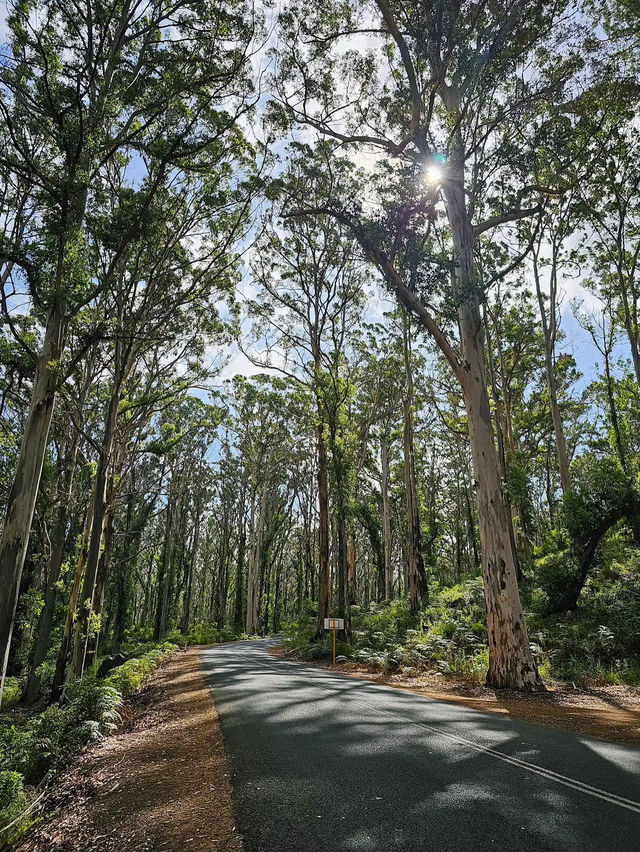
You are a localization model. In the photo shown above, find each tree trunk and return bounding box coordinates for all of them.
[84,504,115,669]
[444,163,541,690]
[615,256,640,385]
[336,507,351,638]
[246,482,267,635]
[69,385,121,682]
[214,514,230,630]
[484,307,523,579]
[113,499,133,655]
[262,558,271,635]
[50,493,95,703]
[316,423,331,633]
[533,246,571,493]
[604,345,628,474]
[381,435,393,599]
[273,561,281,633]
[113,491,155,652]
[459,298,541,689]
[402,313,428,614]
[181,505,200,634]
[234,511,246,631]
[154,485,177,641]
[302,503,314,605]
[332,438,351,637]
[348,533,357,605]
[0,303,66,705]
[464,480,480,569]
[23,433,80,703]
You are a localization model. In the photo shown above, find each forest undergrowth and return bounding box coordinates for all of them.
[0,634,227,847]
[286,572,640,688]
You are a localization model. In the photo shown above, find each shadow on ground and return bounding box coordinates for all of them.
[202,640,640,852]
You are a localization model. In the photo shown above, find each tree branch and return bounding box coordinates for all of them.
[473,204,541,237]
[284,206,466,388]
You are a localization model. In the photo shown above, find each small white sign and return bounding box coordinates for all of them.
[324,618,344,630]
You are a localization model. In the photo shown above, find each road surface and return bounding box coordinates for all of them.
[200,640,640,851]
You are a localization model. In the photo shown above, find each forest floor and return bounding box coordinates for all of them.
[15,648,242,852]
[270,647,640,748]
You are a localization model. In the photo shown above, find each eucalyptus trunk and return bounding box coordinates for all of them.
[443,162,541,691]
[381,435,393,600]
[533,246,571,493]
[154,484,177,641]
[0,303,66,705]
[84,504,115,669]
[181,506,201,634]
[23,433,80,703]
[50,493,95,702]
[484,308,523,578]
[313,342,331,634]
[316,423,331,634]
[402,313,428,614]
[348,533,357,606]
[69,384,121,682]
[246,481,268,635]
[615,251,640,386]
[234,511,247,630]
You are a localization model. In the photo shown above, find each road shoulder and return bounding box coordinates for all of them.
[16,648,242,852]
[269,646,640,748]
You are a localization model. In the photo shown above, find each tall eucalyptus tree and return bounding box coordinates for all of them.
[0,0,258,699]
[271,0,599,687]
[247,188,364,633]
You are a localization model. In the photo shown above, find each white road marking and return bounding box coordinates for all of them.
[398,714,640,815]
[206,645,640,816]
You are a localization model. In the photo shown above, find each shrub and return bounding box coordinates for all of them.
[2,649,175,781]
[104,643,178,697]
[0,770,28,845]
[299,637,351,661]
[185,622,220,645]
[67,679,123,735]
[219,626,241,643]
[0,640,180,842]
[1,679,20,707]
[285,578,490,678]
[534,529,580,610]
[1,705,66,785]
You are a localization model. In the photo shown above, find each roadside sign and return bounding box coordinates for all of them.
[324,617,345,665]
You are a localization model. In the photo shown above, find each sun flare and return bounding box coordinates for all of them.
[425,164,443,185]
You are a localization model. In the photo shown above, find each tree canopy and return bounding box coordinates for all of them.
[1,0,640,727]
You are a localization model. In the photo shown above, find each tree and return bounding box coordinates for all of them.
[271,0,594,687]
[247,191,364,633]
[0,0,257,701]
[531,206,575,494]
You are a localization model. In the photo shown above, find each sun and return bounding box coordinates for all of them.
[425,164,443,185]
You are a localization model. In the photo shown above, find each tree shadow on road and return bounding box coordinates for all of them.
[201,641,640,852]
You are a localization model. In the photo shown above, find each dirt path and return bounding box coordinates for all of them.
[271,648,640,748]
[17,648,242,852]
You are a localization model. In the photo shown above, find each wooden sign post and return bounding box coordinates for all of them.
[324,617,345,665]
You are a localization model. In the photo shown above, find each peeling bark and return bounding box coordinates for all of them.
[444,161,541,690]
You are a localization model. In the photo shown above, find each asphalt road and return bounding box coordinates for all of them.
[200,639,640,851]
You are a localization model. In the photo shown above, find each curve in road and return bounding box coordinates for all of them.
[201,639,640,852]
